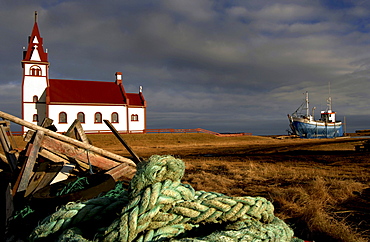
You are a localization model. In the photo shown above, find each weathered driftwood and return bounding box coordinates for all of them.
[0,111,136,167]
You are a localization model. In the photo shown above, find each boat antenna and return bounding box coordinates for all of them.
[327,82,332,111]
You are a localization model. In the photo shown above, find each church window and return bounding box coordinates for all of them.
[33,95,38,102]
[111,112,119,123]
[59,112,67,123]
[95,112,102,123]
[30,65,42,76]
[131,114,139,121]
[32,114,38,122]
[77,112,85,123]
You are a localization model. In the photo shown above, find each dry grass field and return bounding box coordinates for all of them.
[8,133,370,241]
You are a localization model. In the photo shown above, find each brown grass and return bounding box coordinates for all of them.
[7,133,370,241]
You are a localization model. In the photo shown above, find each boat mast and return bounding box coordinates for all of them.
[305,91,309,117]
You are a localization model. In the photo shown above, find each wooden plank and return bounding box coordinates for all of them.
[0,111,135,166]
[0,120,19,150]
[39,149,90,170]
[105,163,136,182]
[0,153,7,164]
[41,135,136,171]
[0,125,17,171]
[24,163,47,197]
[0,120,10,131]
[35,163,63,190]
[25,161,64,197]
[103,120,141,164]
[1,182,13,238]
[0,126,11,154]
[65,119,90,144]
[24,130,35,143]
[41,117,54,129]
[16,130,44,192]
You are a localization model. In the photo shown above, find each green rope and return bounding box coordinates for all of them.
[13,205,35,219]
[30,155,304,242]
[56,177,90,197]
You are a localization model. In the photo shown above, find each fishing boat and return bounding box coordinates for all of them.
[288,92,343,138]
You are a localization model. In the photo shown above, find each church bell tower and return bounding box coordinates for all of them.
[21,11,49,129]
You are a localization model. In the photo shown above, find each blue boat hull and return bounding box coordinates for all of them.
[291,120,343,138]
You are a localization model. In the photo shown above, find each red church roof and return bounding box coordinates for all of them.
[48,79,145,106]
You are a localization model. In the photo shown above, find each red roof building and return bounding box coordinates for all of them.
[21,12,146,133]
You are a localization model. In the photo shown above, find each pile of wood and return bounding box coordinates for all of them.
[0,111,139,237]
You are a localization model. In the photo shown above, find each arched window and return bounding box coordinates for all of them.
[32,114,38,122]
[111,112,119,123]
[59,112,67,123]
[30,65,42,76]
[77,112,85,123]
[33,95,38,102]
[131,114,139,121]
[94,112,102,123]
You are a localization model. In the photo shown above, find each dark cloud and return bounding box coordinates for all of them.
[1,0,370,135]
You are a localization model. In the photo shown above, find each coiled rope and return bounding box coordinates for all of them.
[30,155,303,242]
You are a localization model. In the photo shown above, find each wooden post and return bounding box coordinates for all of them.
[0,111,135,167]
[14,130,44,193]
[103,120,141,164]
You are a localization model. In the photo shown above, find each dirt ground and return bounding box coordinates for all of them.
[3,134,370,241]
[116,135,370,241]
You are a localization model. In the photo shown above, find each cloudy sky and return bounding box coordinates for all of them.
[1,0,370,135]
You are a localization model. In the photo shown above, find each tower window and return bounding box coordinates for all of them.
[131,114,139,121]
[94,112,102,123]
[77,112,85,123]
[59,112,67,123]
[32,114,38,122]
[33,95,38,102]
[111,112,119,123]
[30,65,42,76]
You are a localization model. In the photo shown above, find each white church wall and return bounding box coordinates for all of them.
[23,76,47,102]
[23,64,48,103]
[23,102,46,131]
[48,104,128,132]
[128,107,145,132]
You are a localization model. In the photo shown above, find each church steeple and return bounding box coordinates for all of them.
[21,12,50,131]
[22,11,48,63]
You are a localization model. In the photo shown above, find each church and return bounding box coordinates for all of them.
[21,13,146,133]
